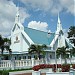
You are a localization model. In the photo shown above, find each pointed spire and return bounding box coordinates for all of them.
[58,13,61,24]
[15,3,20,23]
[57,13,62,32]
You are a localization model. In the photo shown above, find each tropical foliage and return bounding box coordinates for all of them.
[70,47,75,57]
[0,35,11,54]
[56,46,70,64]
[28,44,47,59]
[68,26,75,46]
[61,64,70,72]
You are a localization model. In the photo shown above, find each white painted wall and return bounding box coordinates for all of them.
[46,72,69,75]
[11,29,22,52]
[22,34,29,52]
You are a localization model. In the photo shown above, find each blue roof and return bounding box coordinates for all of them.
[65,40,73,48]
[24,27,55,45]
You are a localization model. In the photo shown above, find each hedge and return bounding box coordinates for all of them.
[0,68,32,75]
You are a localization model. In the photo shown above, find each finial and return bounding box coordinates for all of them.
[48,30,51,34]
[47,30,51,38]
[15,2,20,23]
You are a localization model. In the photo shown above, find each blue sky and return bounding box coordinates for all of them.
[0,0,74,37]
[13,0,75,32]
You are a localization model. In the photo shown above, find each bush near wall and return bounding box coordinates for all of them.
[0,68,32,75]
[32,64,62,71]
[61,64,70,72]
[33,64,75,72]
[32,64,54,71]
[72,64,75,69]
[33,65,40,71]
[0,70,9,75]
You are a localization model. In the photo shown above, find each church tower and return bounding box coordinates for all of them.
[56,13,62,34]
[10,6,24,53]
[13,6,24,31]
[15,7,20,23]
[56,13,66,48]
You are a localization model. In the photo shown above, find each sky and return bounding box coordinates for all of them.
[0,0,75,37]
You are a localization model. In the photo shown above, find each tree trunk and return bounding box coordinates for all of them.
[64,58,67,64]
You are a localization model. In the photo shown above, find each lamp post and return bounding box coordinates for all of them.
[66,48,72,65]
[60,54,62,65]
[55,47,57,71]
[54,33,60,72]
[47,30,51,64]
[47,31,60,71]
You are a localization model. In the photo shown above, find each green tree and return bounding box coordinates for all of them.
[56,46,69,64]
[0,35,4,53]
[70,47,75,57]
[3,38,11,54]
[68,26,75,46]
[28,44,47,59]
[0,35,11,54]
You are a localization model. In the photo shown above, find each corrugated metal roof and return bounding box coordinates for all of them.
[65,40,73,48]
[24,27,55,45]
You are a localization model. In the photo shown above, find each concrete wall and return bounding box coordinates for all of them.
[9,70,33,75]
[46,72,69,75]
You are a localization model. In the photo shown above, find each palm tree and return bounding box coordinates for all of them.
[28,44,47,59]
[0,36,11,54]
[56,46,69,64]
[0,35,4,54]
[68,26,75,46]
[70,47,75,57]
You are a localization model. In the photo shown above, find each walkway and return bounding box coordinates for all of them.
[16,73,46,75]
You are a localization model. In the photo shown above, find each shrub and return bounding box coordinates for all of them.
[0,68,32,75]
[32,64,62,72]
[61,64,70,72]
[72,64,75,69]
[52,64,56,72]
[0,70,9,75]
[46,64,53,68]
[32,65,40,71]
[39,64,46,69]
[57,64,62,68]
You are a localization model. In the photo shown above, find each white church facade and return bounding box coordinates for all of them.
[9,8,74,61]
[0,7,74,61]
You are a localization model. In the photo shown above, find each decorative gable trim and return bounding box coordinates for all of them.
[21,30,34,45]
[50,33,59,47]
[11,23,24,32]
[12,23,20,32]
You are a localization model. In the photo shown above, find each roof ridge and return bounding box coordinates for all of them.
[24,26,48,33]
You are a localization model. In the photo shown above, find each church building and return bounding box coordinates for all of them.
[9,8,74,60]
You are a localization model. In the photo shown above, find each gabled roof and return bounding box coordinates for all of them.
[24,27,55,45]
[65,38,75,48]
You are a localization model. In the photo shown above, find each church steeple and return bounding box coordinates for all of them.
[57,13,62,32]
[15,6,20,23]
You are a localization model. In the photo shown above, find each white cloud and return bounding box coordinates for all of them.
[28,21,48,32]
[19,7,30,23]
[21,0,75,15]
[21,0,53,12]
[0,0,30,37]
[59,0,75,16]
